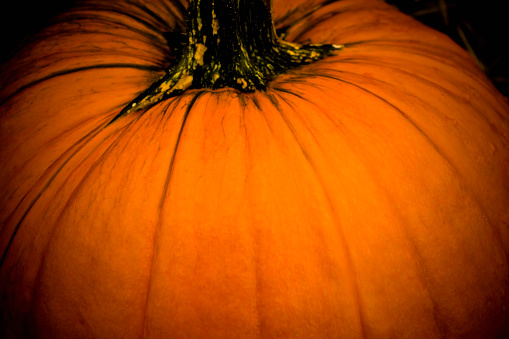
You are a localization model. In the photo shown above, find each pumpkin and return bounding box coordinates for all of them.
[1,0,509,337]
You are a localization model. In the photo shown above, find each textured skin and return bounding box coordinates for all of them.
[1,0,509,337]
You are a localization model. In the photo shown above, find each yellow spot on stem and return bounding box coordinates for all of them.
[195,43,208,65]
[237,78,248,89]
[212,9,219,35]
[174,73,194,90]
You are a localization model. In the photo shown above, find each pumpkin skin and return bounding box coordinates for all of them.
[1,0,509,337]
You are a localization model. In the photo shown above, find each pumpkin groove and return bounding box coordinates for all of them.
[1,0,509,337]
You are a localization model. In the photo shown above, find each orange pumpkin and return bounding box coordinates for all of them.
[1,0,509,337]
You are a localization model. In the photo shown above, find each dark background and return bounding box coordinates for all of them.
[1,0,508,97]
[0,1,78,64]
[386,0,508,99]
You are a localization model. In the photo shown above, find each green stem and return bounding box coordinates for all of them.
[111,0,341,122]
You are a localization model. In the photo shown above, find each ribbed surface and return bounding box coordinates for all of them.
[1,0,509,337]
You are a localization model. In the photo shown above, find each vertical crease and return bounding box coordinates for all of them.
[263,90,368,337]
[141,91,203,338]
[247,94,264,339]
[0,112,133,267]
[21,111,147,337]
[294,71,506,335]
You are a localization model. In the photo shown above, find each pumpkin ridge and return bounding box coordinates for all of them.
[269,86,352,143]
[0,101,155,261]
[1,121,132,335]
[249,93,277,136]
[296,69,451,158]
[126,1,180,31]
[23,103,182,336]
[309,62,508,130]
[350,145,451,336]
[340,64,502,132]
[155,0,187,27]
[331,49,477,86]
[340,133,445,337]
[369,178,446,337]
[244,94,273,336]
[266,91,369,336]
[0,64,161,109]
[54,12,168,46]
[286,9,347,43]
[80,7,168,36]
[308,64,509,197]
[315,69,509,335]
[157,91,204,210]
[273,0,339,36]
[0,119,113,266]
[308,76,506,336]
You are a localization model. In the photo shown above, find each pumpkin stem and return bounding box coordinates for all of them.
[111,0,341,122]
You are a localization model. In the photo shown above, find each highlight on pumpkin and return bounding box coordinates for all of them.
[0,0,508,337]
